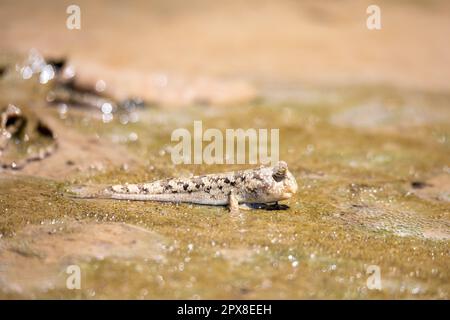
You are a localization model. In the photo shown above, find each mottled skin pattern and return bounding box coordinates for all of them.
[75,161,298,212]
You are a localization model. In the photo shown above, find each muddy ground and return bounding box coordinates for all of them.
[0,0,449,299]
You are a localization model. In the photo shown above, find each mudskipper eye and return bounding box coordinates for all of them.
[272,162,287,182]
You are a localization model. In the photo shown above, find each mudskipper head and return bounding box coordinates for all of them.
[245,161,298,203]
[270,161,298,200]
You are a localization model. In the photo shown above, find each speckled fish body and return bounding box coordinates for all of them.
[73,161,298,207]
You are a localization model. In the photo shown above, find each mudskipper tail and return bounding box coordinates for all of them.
[65,184,111,199]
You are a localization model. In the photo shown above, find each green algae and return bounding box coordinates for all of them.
[0,83,449,299]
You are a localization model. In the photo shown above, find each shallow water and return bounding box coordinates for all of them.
[0,59,449,298]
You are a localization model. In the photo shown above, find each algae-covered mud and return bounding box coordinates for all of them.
[1,0,449,299]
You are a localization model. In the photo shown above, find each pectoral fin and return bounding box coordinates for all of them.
[228,190,240,214]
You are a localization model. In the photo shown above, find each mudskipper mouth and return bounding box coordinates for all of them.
[281,184,298,200]
[282,192,293,199]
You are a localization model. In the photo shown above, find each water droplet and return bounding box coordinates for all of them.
[39,64,55,84]
[102,113,113,123]
[95,80,106,92]
[101,102,113,114]
[21,66,33,79]
[128,132,138,142]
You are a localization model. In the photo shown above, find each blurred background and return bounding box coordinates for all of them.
[2,0,450,95]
